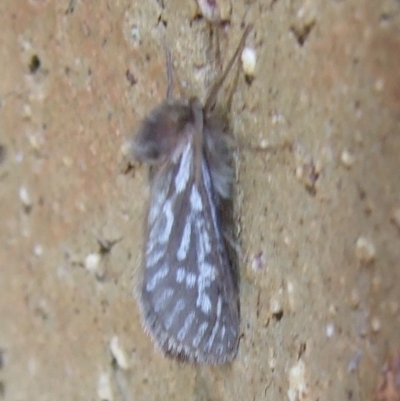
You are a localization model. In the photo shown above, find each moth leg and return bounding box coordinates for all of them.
[204,25,252,114]
[223,50,242,113]
[162,38,174,100]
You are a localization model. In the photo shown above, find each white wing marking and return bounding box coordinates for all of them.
[176,267,186,283]
[147,198,174,250]
[190,185,203,211]
[194,216,211,265]
[177,311,196,341]
[196,262,217,314]
[164,298,185,330]
[146,247,165,268]
[197,293,212,314]
[186,273,196,288]
[204,296,222,352]
[220,325,226,340]
[176,214,191,261]
[159,200,174,243]
[216,344,224,355]
[154,288,174,313]
[174,142,192,193]
[146,264,169,292]
[192,321,209,348]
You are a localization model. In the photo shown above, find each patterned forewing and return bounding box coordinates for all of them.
[140,137,239,363]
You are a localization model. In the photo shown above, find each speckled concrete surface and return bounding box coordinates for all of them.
[0,0,399,400]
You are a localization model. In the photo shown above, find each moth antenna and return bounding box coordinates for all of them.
[204,24,253,114]
[162,38,174,100]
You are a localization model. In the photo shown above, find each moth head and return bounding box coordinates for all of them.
[132,101,193,165]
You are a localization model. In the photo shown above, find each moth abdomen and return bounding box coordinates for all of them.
[203,117,234,200]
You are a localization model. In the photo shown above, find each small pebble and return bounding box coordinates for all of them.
[328,304,338,315]
[33,244,43,257]
[258,139,269,149]
[251,251,265,271]
[196,0,220,21]
[325,322,335,338]
[270,293,283,316]
[269,347,277,369]
[130,25,140,45]
[287,281,296,311]
[120,140,133,158]
[28,132,43,151]
[241,46,256,78]
[371,316,381,333]
[109,336,129,370]
[271,111,285,125]
[19,186,32,210]
[287,359,308,401]
[295,160,320,192]
[283,235,291,245]
[84,253,101,274]
[340,149,355,168]
[22,104,32,119]
[355,236,376,264]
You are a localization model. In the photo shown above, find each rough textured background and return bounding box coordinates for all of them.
[0,0,399,400]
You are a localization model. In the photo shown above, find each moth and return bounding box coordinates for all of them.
[131,26,251,364]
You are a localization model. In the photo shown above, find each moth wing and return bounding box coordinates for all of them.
[140,134,239,364]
